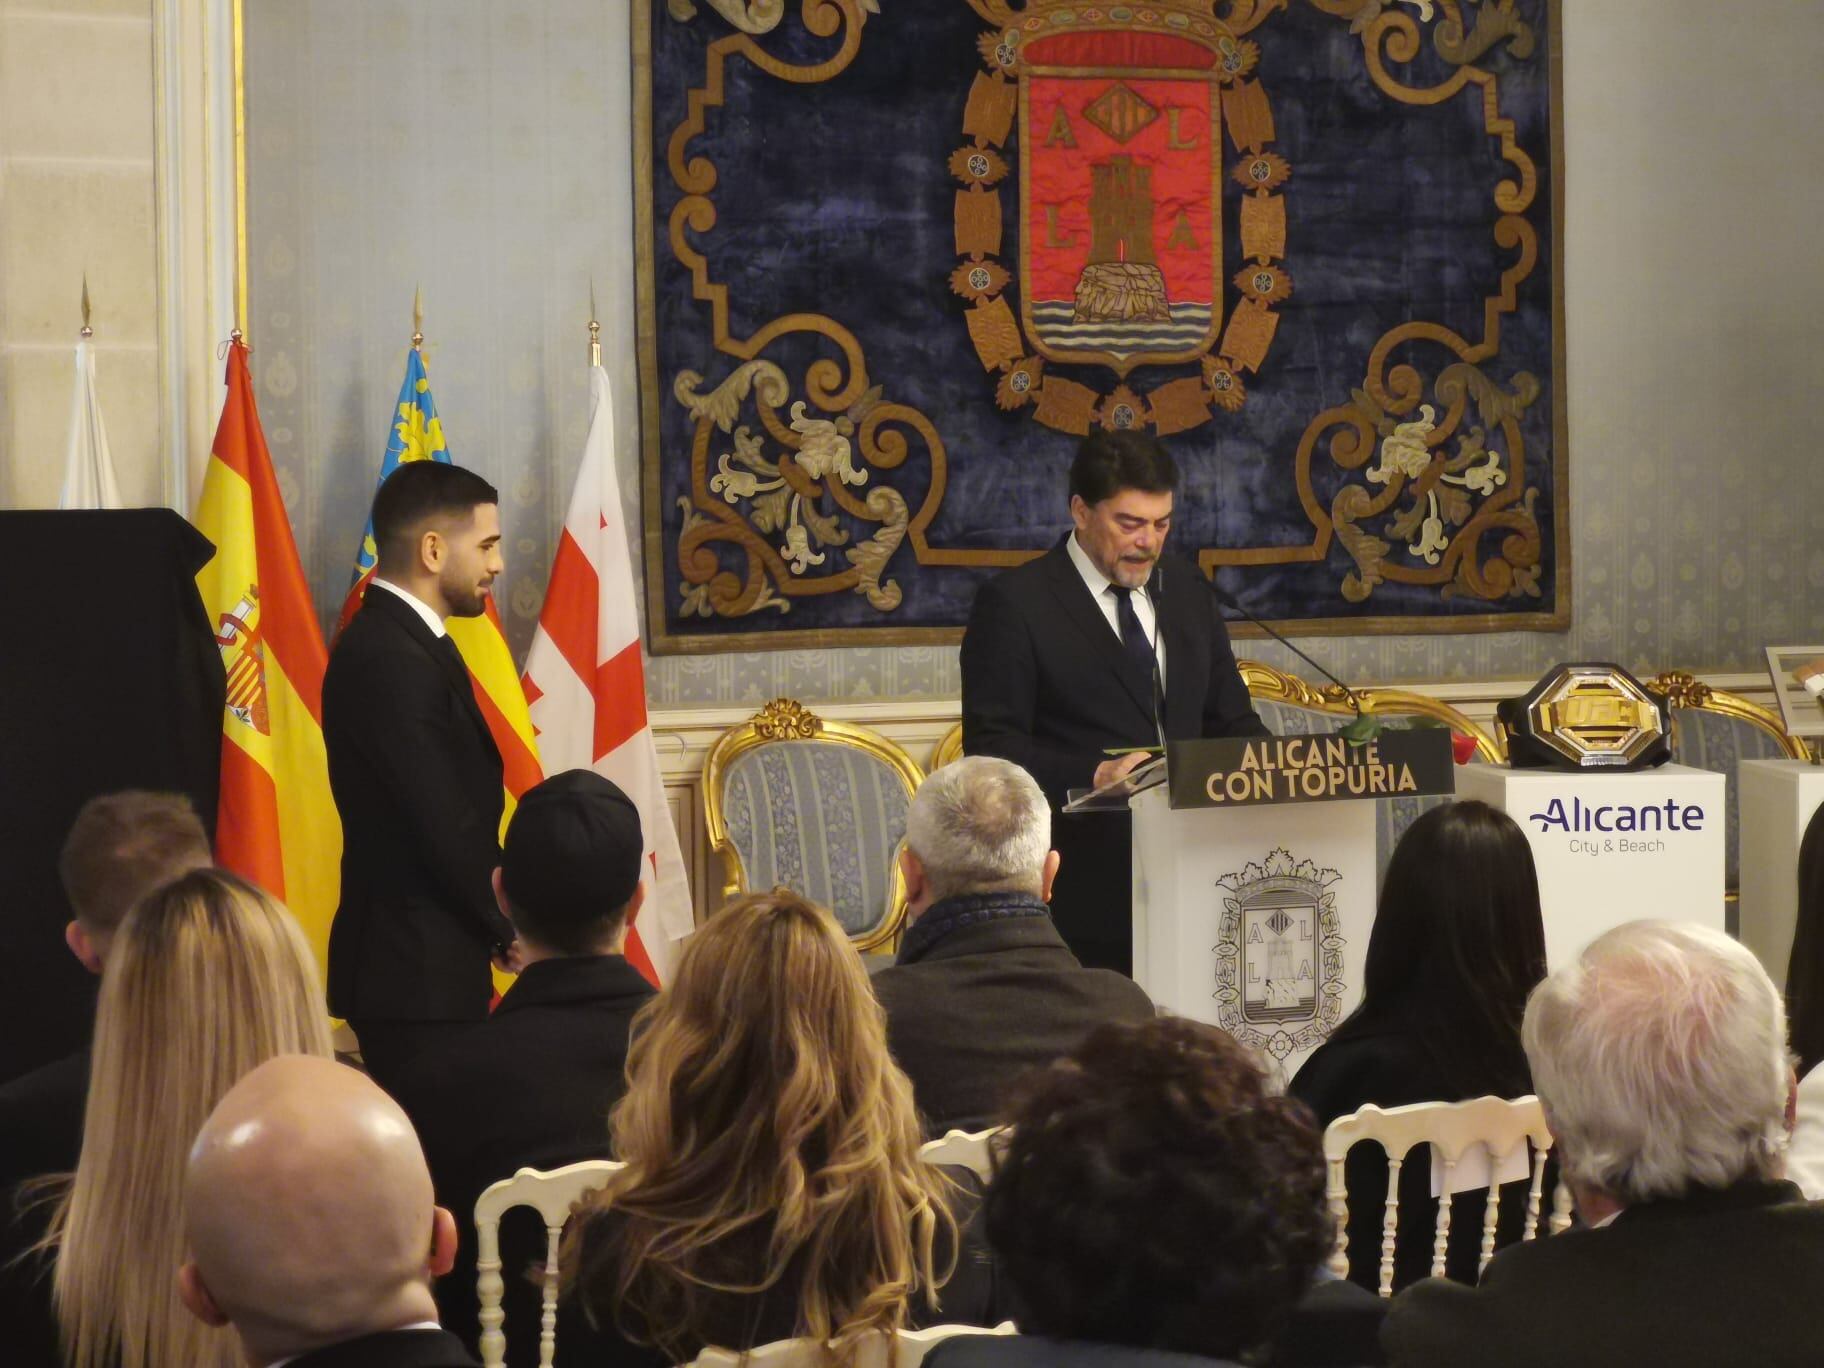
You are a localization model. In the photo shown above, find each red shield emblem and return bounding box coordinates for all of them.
[1020,31,1222,377]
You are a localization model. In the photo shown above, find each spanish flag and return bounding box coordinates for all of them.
[338,348,541,836]
[192,339,342,966]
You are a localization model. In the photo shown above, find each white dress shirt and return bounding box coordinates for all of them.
[369,577,447,638]
[1065,530,1166,689]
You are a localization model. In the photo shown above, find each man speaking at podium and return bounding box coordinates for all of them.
[961,431,1267,974]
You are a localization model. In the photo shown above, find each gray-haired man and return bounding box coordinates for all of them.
[872,756,1154,1135]
[1385,920,1824,1368]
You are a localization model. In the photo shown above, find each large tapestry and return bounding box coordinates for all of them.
[638,0,1564,651]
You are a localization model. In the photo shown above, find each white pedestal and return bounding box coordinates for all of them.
[1131,786,1379,1086]
[1738,759,1824,990]
[1457,763,1726,967]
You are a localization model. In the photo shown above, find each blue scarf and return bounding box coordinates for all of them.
[896,890,1051,964]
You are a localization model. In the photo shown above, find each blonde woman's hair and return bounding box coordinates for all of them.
[44,867,334,1368]
[564,889,958,1364]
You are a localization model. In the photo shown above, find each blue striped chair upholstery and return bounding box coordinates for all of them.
[1648,671,1809,897]
[704,699,924,951]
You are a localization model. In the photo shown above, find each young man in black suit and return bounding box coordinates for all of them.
[180,1056,480,1368]
[0,791,210,1188]
[324,460,515,1093]
[872,756,1154,1136]
[393,768,658,1360]
[959,430,1267,973]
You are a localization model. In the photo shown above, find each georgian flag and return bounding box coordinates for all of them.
[521,365,693,984]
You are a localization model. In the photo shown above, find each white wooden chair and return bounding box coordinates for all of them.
[1321,1095,1573,1297]
[687,1322,1018,1368]
[917,1126,1006,1180]
[474,1159,624,1368]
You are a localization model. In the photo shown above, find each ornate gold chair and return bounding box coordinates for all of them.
[1647,671,1810,901]
[929,722,964,772]
[1241,661,1501,885]
[702,699,924,952]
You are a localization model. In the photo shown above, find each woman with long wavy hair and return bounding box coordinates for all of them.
[562,888,1001,1366]
[3,867,333,1368]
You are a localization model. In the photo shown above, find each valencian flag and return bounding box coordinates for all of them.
[339,348,541,836]
[192,339,341,965]
[522,363,694,985]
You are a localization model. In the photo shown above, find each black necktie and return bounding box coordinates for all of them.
[1109,585,1156,678]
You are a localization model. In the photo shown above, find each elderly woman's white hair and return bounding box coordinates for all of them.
[1522,920,1790,1206]
[904,756,1051,903]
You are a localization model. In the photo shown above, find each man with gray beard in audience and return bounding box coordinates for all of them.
[871,756,1154,1136]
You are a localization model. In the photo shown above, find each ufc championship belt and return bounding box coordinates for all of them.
[1497,663,1672,771]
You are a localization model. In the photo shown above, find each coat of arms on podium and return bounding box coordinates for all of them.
[1213,848,1344,1069]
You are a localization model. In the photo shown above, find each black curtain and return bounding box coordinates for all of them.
[0,510,224,1084]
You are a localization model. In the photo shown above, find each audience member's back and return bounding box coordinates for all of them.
[1385,920,1824,1368]
[0,868,332,1368]
[1289,800,1548,1292]
[871,757,1153,1134]
[180,1055,479,1367]
[926,1017,1382,1368]
[0,790,211,1190]
[561,889,1007,1367]
[389,770,658,1361]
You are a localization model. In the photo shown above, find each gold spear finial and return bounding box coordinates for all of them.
[412,285,424,351]
[588,278,601,368]
[80,275,93,339]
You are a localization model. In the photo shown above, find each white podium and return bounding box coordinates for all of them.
[1738,759,1824,990]
[1121,732,1455,1086]
[1456,762,1726,967]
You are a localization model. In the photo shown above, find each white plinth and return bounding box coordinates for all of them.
[1457,763,1726,967]
[1738,759,1824,989]
[1131,786,1379,1086]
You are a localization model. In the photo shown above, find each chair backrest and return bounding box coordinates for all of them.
[688,1323,1018,1368]
[1321,1096,1572,1297]
[474,1159,624,1368]
[930,722,965,772]
[917,1126,1006,1180]
[703,698,925,951]
[1648,670,1810,894]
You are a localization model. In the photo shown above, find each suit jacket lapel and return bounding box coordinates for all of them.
[1154,564,1196,737]
[362,588,494,749]
[1040,539,1156,722]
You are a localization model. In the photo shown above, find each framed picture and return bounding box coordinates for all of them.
[1764,645,1824,739]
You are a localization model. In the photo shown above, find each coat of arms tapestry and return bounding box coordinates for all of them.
[639,0,1563,651]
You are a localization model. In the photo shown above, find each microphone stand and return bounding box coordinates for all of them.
[1172,569,1381,745]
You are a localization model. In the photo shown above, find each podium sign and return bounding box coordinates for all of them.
[1131,730,1453,1087]
[1166,730,1456,809]
[1457,763,1726,968]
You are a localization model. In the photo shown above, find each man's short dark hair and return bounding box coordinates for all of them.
[371,461,499,570]
[1067,430,1179,506]
[500,770,643,957]
[985,1017,1330,1360]
[58,791,212,930]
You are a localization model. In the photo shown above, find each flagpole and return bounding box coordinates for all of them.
[80,275,93,340]
[412,286,424,353]
[588,280,601,368]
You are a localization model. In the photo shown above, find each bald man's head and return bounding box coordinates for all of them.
[179,1056,457,1362]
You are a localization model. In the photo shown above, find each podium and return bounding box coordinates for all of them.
[1738,759,1824,989]
[1456,762,1726,968]
[1111,732,1455,1086]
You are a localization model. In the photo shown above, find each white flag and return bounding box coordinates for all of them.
[60,339,123,509]
[522,365,693,982]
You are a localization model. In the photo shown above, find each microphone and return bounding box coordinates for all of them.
[1180,567,1381,745]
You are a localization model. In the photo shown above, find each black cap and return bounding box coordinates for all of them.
[501,770,644,924]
